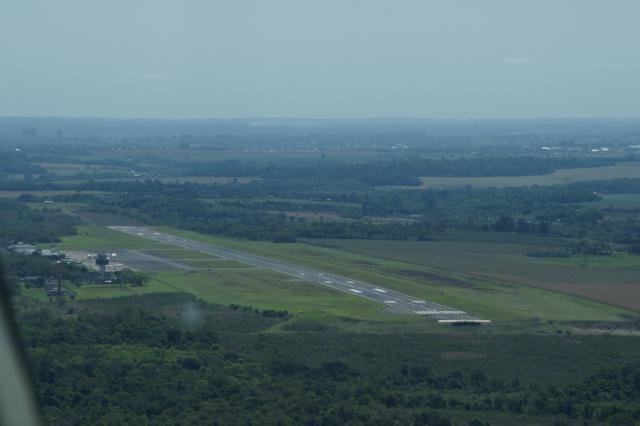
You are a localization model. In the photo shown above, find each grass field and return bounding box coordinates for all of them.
[54,225,168,250]
[44,223,637,328]
[144,248,248,268]
[145,248,222,260]
[73,279,178,298]
[310,239,640,312]
[146,226,633,323]
[20,278,178,302]
[404,162,640,189]
[591,193,640,210]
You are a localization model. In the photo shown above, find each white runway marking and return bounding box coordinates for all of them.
[384,300,397,304]
[373,288,387,293]
[349,289,362,293]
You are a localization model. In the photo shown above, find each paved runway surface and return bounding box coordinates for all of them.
[109,226,489,323]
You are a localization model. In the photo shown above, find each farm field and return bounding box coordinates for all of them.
[311,239,640,312]
[410,161,640,189]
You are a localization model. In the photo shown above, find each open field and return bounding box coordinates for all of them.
[20,278,178,301]
[53,225,168,250]
[46,223,637,326]
[591,193,640,210]
[111,226,489,322]
[153,270,389,321]
[72,279,178,299]
[145,226,633,323]
[310,239,640,312]
[402,162,640,189]
[144,248,250,269]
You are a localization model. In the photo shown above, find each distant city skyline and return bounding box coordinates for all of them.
[2,0,640,119]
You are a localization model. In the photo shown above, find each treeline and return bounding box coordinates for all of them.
[4,252,86,282]
[86,195,438,242]
[79,182,608,241]
[165,155,624,180]
[0,198,79,245]
[13,293,640,425]
[0,154,630,191]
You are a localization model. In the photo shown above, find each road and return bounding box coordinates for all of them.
[109,226,489,324]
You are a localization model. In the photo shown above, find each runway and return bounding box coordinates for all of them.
[108,226,489,324]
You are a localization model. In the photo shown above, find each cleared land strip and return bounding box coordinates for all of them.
[108,226,489,324]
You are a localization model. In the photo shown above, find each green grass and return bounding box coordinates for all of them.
[144,248,218,260]
[308,239,640,313]
[153,270,387,319]
[20,279,178,302]
[179,259,250,269]
[591,193,640,210]
[311,239,640,285]
[150,227,633,323]
[71,279,178,299]
[53,224,636,326]
[21,287,51,302]
[54,225,168,250]
[144,248,248,268]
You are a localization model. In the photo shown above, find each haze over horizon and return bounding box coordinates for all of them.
[2,0,639,120]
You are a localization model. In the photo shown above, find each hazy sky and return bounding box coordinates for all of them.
[1,0,639,119]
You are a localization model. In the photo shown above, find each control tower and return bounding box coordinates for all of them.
[95,254,109,278]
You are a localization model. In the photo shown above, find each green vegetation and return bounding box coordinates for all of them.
[309,238,640,312]
[13,293,640,425]
[54,225,167,250]
[4,128,640,425]
[153,270,389,325]
[417,162,640,189]
[147,227,633,324]
[0,198,79,244]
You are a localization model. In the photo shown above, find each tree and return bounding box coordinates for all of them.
[493,214,514,232]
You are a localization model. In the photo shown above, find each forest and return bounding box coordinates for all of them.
[12,293,640,425]
[69,178,640,252]
[0,198,79,245]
